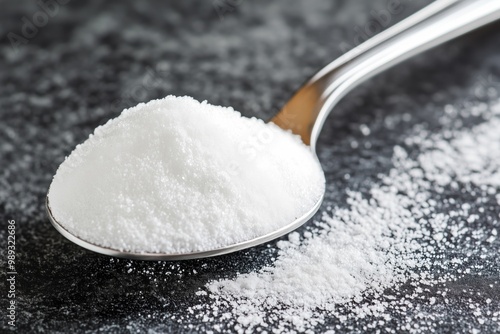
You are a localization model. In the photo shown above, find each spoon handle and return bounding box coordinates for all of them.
[272,0,500,149]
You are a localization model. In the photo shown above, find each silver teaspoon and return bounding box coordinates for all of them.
[47,0,500,260]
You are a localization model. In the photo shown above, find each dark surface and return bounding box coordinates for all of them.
[1,0,500,333]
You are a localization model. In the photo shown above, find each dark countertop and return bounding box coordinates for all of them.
[1,0,500,333]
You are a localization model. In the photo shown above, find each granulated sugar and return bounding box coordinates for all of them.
[418,117,500,188]
[47,96,325,253]
[185,99,500,333]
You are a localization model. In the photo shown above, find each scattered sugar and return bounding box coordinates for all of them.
[418,118,500,187]
[181,98,500,333]
[47,96,325,253]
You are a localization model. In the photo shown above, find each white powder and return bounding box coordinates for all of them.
[187,99,500,333]
[418,117,500,187]
[47,96,325,253]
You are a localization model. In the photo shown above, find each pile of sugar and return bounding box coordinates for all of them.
[179,99,500,333]
[47,96,325,253]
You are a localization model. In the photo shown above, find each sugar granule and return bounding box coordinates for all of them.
[47,96,325,253]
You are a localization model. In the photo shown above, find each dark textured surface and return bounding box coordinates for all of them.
[1,0,500,333]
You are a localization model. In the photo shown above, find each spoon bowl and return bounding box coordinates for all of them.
[47,195,323,260]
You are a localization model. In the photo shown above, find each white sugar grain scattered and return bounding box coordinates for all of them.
[194,99,500,333]
[418,117,500,187]
[48,96,325,253]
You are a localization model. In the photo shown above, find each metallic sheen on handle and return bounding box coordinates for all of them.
[271,0,500,150]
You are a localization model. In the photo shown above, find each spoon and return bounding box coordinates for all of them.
[47,0,500,260]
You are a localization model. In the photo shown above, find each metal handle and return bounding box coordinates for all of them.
[272,0,500,149]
